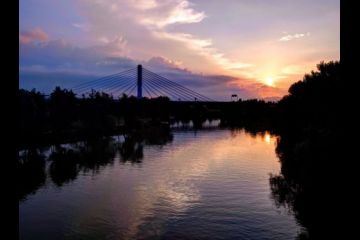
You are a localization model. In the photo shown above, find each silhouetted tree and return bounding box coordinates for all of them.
[19,89,47,143]
[49,86,77,131]
[269,61,342,239]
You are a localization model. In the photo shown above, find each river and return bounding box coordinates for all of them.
[19,127,303,239]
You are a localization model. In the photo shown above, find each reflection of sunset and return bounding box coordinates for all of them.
[112,130,282,239]
[19,130,300,240]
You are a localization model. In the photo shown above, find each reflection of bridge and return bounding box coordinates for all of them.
[72,65,214,102]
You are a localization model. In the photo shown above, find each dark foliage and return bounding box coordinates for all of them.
[269,61,342,239]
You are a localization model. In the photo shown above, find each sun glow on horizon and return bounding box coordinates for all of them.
[265,77,274,87]
[265,133,271,144]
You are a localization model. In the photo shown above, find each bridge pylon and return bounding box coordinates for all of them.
[137,64,142,98]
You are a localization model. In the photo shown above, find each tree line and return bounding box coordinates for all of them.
[19,86,277,148]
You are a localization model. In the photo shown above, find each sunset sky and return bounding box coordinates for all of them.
[19,0,339,101]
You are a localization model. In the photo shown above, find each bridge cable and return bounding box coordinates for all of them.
[142,71,198,101]
[73,72,136,95]
[142,68,213,101]
[144,77,191,101]
[72,68,136,91]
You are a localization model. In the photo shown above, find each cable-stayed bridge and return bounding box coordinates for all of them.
[72,65,214,102]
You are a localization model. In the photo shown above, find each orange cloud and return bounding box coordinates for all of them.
[20,28,49,44]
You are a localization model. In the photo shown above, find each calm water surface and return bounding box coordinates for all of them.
[19,129,302,239]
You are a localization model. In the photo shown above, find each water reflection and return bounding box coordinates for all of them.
[267,128,338,239]
[119,136,144,163]
[269,133,312,239]
[19,127,174,201]
[48,137,118,187]
[19,128,301,239]
[170,119,221,129]
[18,148,47,201]
[229,128,276,145]
[49,146,80,187]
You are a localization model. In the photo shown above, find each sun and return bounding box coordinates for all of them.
[264,133,271,144]
[265,77,274,86]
